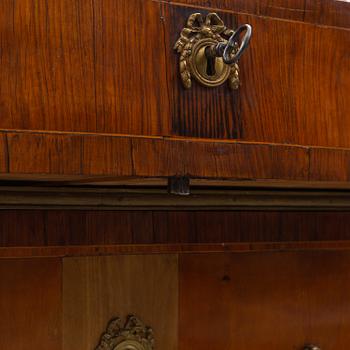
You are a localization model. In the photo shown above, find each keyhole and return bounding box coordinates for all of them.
[205,47,216,76]
[206,56,216,76]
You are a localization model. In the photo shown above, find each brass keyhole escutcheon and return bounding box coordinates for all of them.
[95,315,154,350]
[190,38,231,88]
[174,12,252,90]
[114,340,146,350]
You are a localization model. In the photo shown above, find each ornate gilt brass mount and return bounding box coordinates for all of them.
[96,315,154,350]
[174,13,252,89]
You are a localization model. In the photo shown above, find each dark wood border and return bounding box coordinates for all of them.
[1,186,350,210]
[2,241,350,258]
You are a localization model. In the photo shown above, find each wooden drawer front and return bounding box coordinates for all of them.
[180,252,350,350]
[0,0,349,148]
[166,3,350,145]
[1,251,350,349]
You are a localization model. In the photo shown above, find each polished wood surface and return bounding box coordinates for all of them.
[168,0,350,28]
[1,252,350,349]
[63,255,178,350]
[1,252,350,348]
[164,5,240,139]
[5,129,350,183]
[165,3,350,146]
[2,210,350,249]
[237,12,350,147]
[0,130,314,181]
[180,251,350,350]
[0,258,61,350]
[0,0,168,135]
[0,0,348,183]
[4,241,350,259]
[0,3,348,348]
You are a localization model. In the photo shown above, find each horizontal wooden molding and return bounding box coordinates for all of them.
[1,186,350,210]
[2,241,350,259]
[1,129,350,184]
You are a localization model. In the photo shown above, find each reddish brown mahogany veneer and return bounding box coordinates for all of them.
[0,0,348,184]
[0,1,349,350]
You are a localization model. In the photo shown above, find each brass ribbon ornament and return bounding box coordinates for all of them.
[95,315,154,350]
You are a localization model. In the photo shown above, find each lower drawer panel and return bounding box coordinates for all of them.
[180,252,350,350]
[1,251,349,349]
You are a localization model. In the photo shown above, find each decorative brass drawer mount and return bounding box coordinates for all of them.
[96,315,154,350]
[174,13,252,89]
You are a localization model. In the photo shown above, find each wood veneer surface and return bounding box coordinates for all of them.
[1,252,350,348]
[2,210,350,248]
[0,0,348,182]
[63,255,178,350]
[0,0,169,135]
[0,258,62,350]
[166,3,350,146]
[167,0,350,28]
[3,130,350,182]
[180,251,350,350]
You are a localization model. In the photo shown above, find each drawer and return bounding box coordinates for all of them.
[1,251,349,349]
[0,0,349,145]
[0,0,349,185]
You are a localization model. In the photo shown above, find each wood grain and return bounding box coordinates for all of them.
[259,0,312,22]
[262,0,350,28]
[0,0,96,132]
[185,140,309,180]
[0,130,314,182]
[93,0,170,135]
[167,0,259,16]
[165,3,350,147]
[63,255,178,350]
[237,13,350,147]
[164,5,240,139]
[180,251,350,350]
[309,147,350,182]
[0,0,168,135]
[2,210,350,248]
[82,134,133,176]
[7,132,83,175]
[0,210,46,246]
[4,241,350,258]
[307,0,350,28]
[0,258,62,350]
[0,133,8,173]
[3,128,350,183]
[132,137,185,177]
[168,0,350,28]
[0,0,349,182]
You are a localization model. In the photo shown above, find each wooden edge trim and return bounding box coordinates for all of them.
[1,186,350,210]
[167,0,350,31]
[1,241,350,258]
[0,130,349,183]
